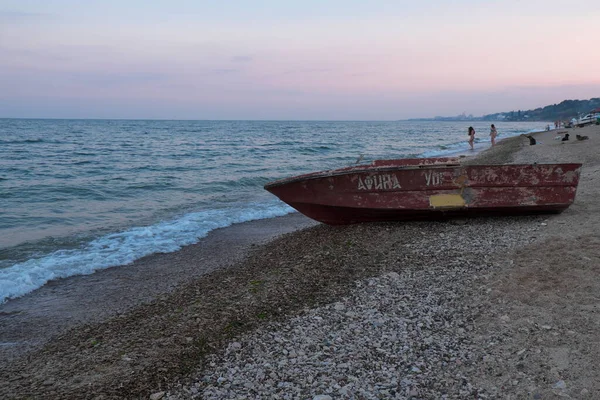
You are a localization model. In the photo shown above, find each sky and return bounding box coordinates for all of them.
[1,0,599,120]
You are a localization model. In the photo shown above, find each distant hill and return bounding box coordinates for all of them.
[416,98,600,122]
[482,98,600,122]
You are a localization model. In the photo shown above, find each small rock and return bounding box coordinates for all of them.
[372,319,385,327]
[338,385,352,395]
[553,380,567,389]
[482,355,494,363]
[541,325,552,330]
[500,315,510,322]
[581,388,590,395]
[149,392,165,400]
[387,272,400,280]
[313,395,332,400]
[411,366,422,373]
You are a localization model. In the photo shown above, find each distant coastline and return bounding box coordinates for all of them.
[408,97,600,122]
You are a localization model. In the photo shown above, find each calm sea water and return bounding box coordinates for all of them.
[0,119,547,303]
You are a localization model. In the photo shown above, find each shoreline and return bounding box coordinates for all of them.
[1,123,599,398]
[0,213,317,361]
[0,125,502,308]
[0,121,542,305]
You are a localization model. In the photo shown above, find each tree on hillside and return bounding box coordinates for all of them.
[485,98,600,121]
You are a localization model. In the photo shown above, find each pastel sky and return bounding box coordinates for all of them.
[1,0,599,120]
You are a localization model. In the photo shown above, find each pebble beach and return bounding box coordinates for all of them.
[1,124,599,399]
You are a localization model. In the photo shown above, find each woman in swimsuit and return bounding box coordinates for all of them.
[490,124,497,146]
[468,126,475,150]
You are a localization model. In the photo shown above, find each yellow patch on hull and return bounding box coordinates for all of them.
[429,194,466,208]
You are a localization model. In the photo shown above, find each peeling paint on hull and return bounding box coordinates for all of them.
[264,159,582,225]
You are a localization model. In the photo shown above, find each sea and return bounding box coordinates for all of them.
[0,119,548,303]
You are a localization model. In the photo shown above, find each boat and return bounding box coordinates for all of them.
[576,112,599,127]
[264,157,582,225]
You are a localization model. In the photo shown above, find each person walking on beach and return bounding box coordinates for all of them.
[490,124,497,147]
[468,126,475,150]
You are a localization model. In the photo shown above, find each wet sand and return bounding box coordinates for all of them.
[1,123,599,399]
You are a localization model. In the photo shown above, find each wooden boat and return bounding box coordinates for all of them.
[264,157,582,225]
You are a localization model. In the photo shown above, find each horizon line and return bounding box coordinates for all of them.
[0,117,551,122]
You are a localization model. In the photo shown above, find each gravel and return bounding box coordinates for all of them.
[165,217,545,399]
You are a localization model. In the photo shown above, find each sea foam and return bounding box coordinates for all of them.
[0,201,294,303]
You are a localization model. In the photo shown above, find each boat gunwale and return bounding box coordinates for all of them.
[264,162,583,190]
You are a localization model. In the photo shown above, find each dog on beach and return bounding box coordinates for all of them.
[576,134,589,141]
[561,133,570,141]
[525,135,537,145]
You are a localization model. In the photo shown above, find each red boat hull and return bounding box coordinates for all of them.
[264,160,582,225]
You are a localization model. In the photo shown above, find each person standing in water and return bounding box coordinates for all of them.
[468,126,475,150]
[490,124,497,146]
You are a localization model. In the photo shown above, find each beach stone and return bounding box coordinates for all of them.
[482,355,494,363]
[387,272,400,280]
[313,395,332,400]
[149,392,165,400]
[553,380,567,389]
[228,342,242,351]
